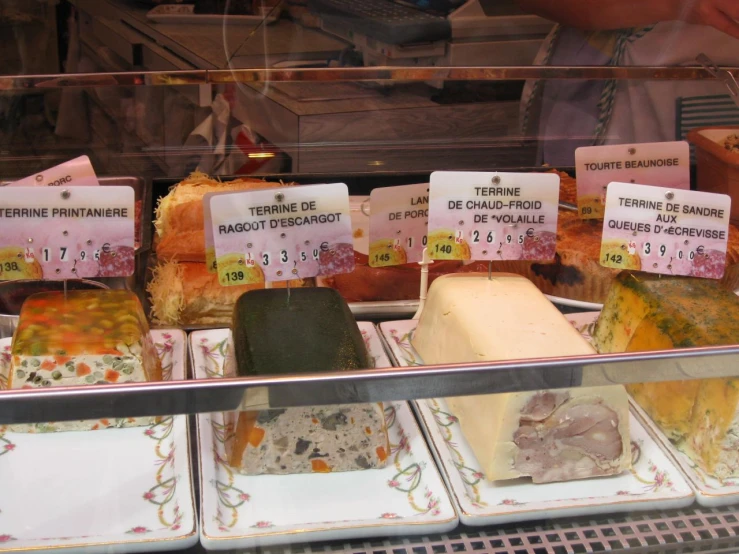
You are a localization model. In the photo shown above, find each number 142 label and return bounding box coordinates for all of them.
[600,182,731,279]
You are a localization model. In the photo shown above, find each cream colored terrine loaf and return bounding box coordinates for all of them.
[411,273,597,364]
[411,273,631,484]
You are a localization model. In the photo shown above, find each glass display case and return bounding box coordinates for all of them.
[2,1,739,553]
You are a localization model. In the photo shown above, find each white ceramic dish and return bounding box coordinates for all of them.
[563,310,601,345]
[545,290,739,312]
[189,323,458,550]
[630,396,739,508]
[146,4,278,25]
[0,330,197,553]
[378,320,695,526]
[545,294,603,311]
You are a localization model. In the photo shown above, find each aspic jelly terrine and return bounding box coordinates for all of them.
[225,288,389,475]
[4,290,162,432]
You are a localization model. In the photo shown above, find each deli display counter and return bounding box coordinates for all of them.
[2,5,739,553]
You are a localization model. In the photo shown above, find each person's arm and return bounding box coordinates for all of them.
[517,0,739,39]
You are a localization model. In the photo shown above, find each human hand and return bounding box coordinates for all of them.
[675,0,739,39]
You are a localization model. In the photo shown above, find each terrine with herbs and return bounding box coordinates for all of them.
[594,272,739,480]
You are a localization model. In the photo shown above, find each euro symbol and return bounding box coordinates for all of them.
[320,242,329,252]
[102,243,111,253]
[526,228,535,237]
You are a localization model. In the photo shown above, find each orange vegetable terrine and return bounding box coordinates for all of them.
[5,290,161,432]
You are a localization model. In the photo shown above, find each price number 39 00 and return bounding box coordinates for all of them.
[604,242,698,265]
[641,242,695,260]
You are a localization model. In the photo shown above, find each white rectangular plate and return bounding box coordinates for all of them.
[189,322,458,550]
[630,395,739,507]
[0,330,197,553]
[379,320,694,526]
[563,311,600,346]
[563,311,739,507]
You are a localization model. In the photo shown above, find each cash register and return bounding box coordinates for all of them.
[307,0,554,66]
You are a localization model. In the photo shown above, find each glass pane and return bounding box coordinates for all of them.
[1,1,739,552]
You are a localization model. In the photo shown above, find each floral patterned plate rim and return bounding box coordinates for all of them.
[189,322,458,550]
[564,311,600,347]
[378,320,694,526]
[629,394,739,507]
[0,330,198,554]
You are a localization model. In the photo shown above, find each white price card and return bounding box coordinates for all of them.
[427,171,559,261]
[203,189,245,274]
[0,186,135,281]
[575,141,690,220]
[209,183,355,286]
[369,183,428,267]
[600,182,731,278]
[5,155,100,188]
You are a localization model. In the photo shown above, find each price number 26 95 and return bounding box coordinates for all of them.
[471,231,523,245]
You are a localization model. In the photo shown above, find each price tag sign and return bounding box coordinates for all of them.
[427,171,559,261]
[369,183,428,267]
[575,141,689,220]
[209,183,355,286]
[4,155,100,188]
[600,182,731,278]
[0,186,135,281]
[203,190,245,274]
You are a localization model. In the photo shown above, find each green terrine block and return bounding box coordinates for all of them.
[227,287,389,475]
[232,287,370,376]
